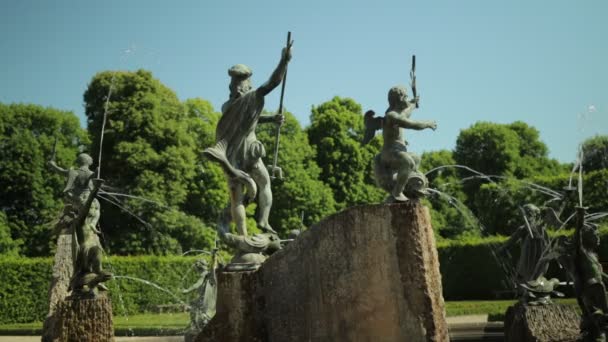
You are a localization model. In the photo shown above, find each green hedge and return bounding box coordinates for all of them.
[0,255,200,324]
[439,225,608,300]
[2,227,608,324]
[438,236,509,300]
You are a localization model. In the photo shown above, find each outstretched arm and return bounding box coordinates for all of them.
[48,160,69,176]
[257,44,292,97]
[388,109,437,131]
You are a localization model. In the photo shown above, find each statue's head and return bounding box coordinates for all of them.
[581,223,600,250]
[228,64,253,99]
[523,204,541,221]
[76,153,93,167]
[388,85,408,108]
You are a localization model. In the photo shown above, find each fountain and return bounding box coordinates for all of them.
[43,151,114,341]
[195,53,448,342]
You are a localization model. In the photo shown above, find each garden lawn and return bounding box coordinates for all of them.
[0,312,189,336]
[0,299,582,335]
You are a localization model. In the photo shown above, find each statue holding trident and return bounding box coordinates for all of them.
[204,33,293,236]
[363,55,437,201]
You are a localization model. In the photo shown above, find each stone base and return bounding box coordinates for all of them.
[504,302,580,342]
[42,233,73,342]
[196,271,263,342]
[53,292,114,342]
[197,202,448,342]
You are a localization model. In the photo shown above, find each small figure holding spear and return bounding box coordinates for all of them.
[363,55,437,201]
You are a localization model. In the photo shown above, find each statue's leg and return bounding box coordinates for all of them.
[250,159,273,232]
[392,152,416,200]
[229,179,247,236]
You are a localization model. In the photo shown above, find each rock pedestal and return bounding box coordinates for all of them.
[196,271,264,342]
[42,233,73,342]
[198,202,448,342]
[53,292,114,342]
[504,302,580,342]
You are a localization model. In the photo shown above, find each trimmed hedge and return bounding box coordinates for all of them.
[0,255,200,324]
[439,225,608,300]
[1,226,607,324]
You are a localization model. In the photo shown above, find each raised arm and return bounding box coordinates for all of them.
[257,44,292,97]
[48,160,69,176]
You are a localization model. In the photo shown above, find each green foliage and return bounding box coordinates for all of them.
[473,180,543,236]
[256,111,336,235]
[438,235,511,299]
[0,255,201,324]
[83,70,222,254]
[0,257,52,323]
[532,169,608,222]
[420,150,476,239]
[582,135,608,172]
[453,121,560,179]
[2,226,607,323]
[439,224,608,300]
[0,103,89,256]
[307,97,384,208]
[0,313,189,336]
[0,212,20,255]
[452,121,564,228]
[454,122,522,177]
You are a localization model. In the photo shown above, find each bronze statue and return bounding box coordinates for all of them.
[203,37,293,236]
[183,256,218,341]
[363,85,436,201]
[500,204,552,283]
[49,153,111,296]
[574,207,608,341]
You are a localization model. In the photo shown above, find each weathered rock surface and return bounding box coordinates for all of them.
[197,201,448,342]
[42,233,73,342]
[504,302,580,342]
[53,292,114,342]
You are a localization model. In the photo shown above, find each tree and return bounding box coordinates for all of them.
[452,121,572,237]
[84,70,222,254]
[420,150,478,239]
[0,211,20,256]
[454,122,522,178]
[256,110,336,236]
[581,135,608,172]
[307,97,385,208]
[507,121,561,178]
[454,121,560,179]
[0,103,89,256]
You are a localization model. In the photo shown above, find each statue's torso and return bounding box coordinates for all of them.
[219,90,266,169]
[64,167,94,204]
[383,111,407,149]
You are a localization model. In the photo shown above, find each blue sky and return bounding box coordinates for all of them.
[1,0,606,162]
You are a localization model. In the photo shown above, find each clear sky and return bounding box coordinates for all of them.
[1,0,606,162]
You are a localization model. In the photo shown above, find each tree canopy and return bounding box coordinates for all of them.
[1,70,606,256]
[84,70,221,254]
[307,96,385,208]
[581,135,608,172]
[0,103,89,256]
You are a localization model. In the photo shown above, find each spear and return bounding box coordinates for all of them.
[270,31,292,180]
[97,74,116,179]
[410,55,419,108]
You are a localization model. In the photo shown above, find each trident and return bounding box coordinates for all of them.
[269,31,292,180]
